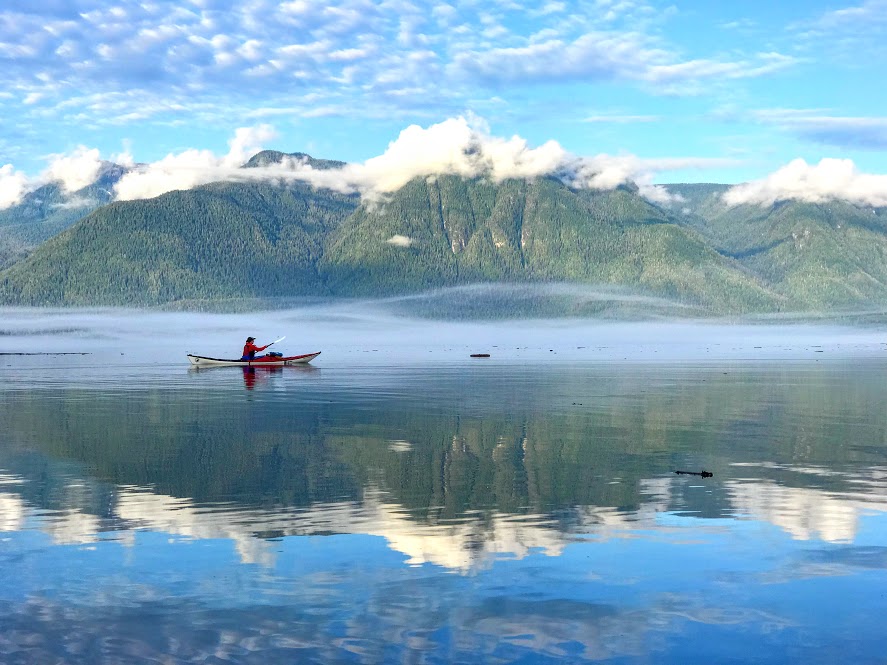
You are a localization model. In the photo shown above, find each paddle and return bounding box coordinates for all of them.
[267,336,286,348]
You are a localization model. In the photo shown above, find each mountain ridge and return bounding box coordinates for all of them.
[1,154,885,315]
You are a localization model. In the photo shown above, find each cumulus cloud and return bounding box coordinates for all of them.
[0,164,29,210]
[0,145,127,210]
[42,146,103,192]
[114,124,276,200]
[89,117,732,205]
[1,147,108,209]
[0,118,740,209]
[723,158,887,207]
[250,116,691,204]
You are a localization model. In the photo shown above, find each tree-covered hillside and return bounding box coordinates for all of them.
[3,167,887,314]
[321,176,779,313]
[0,180,358,306]
[669,184,887,310]
[0,163,125,268]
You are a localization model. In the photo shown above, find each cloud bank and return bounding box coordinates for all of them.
[114,124,276,201]
[723,158,887,207]
[42,146,103,193]
[110,117,698,204]
[0,164,29,209]
[1,147,106,209]
[9,118,887,214]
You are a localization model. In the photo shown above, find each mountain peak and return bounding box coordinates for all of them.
[243,150,346,171]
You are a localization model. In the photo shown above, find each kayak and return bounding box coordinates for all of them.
[187,352,321,367]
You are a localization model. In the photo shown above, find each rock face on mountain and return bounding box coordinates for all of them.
[1,157,885,315]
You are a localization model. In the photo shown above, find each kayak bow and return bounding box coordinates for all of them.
[187,352,320,367]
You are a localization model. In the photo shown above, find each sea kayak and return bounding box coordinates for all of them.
[187,352,321,367]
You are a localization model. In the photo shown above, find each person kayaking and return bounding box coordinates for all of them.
[241,336,270,361]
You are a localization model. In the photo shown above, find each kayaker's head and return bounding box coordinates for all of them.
[246,336,256,342]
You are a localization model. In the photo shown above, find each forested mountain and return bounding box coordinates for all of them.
[0,162,125,269]
[321,176,778,312]
[0,180,357,306]
[1,156,887,315]
[669,184,887,310]
[0,172,781,312]
[244,150,346,171]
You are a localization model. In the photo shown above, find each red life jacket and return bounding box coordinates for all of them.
[242,341,263,359]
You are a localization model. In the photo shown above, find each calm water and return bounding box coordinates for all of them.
[1,310,887,663]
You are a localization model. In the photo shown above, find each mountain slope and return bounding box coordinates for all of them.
[244,150,346,171]
[0,180,358,306]
[321,175,780,312]
[669,184,887,309]
[0,163,125,268]
[10,168,887,314]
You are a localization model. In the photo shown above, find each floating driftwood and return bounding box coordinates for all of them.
[674,470,713,478]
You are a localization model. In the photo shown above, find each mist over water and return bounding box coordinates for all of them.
[1,297,885,367]
[2,303,887,663]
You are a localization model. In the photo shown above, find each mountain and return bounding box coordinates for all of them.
[669,184,887,310]
[321,175,778,312]
[244,150,346,171]
[0,162,126,269]
[0,171,781,312]
[3,156,887,315]
[0,180,358,306]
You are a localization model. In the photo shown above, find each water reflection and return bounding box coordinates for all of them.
[2,360,887,662]
[3,468,885,572]
[3,362,887,562]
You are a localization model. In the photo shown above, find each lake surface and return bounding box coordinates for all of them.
[2,309,887,663]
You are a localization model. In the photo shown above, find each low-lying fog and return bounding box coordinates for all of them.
[2,297,886,367]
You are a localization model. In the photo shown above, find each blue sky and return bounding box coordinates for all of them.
[1,0,886,205]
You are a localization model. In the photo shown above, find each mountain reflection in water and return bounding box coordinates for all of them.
[2,358,887,662]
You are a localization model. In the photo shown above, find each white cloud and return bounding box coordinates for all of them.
[51,195,100,209]
[454,32,797,89]
[752,109,887,149]
[723,158,887,208]
[41,145,103,192]
[108,116,720,205]
[0,164,29,210]
[644,52,798,84]
[223,124,277,167]
[0,117,745,209]
[114,124,276,200]
[568,154,685,203]
[1,145,114,209]
[386,234,413,247]
[267,116,570,200]
[799,0,887,31]
[0,0,804,142]
[791,1,887,60]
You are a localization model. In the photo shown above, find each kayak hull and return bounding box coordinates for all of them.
[187,352,320,367]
